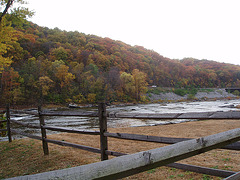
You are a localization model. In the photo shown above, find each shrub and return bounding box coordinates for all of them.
[232,90,240,96]
[187,94,197,100]
[0,114,7,137]
[173,89,187,96]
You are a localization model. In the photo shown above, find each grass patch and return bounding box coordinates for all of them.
[147,87,167,95]
[173,88,198,97]
[199,88,215,93]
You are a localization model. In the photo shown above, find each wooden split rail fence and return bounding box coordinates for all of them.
[1,103,240,179]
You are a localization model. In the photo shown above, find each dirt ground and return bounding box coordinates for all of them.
[0,119,239,179]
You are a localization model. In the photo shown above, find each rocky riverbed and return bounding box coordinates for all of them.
[148,88,237,101]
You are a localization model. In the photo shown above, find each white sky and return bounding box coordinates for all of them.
[24,0,240,65]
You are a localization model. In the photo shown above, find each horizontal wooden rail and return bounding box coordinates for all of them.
[168,163,235,178]
[11,129,42,140]
[105,132,191,143]
[10,119,40,129]
[105,150,126,157]
[0,120,7,123]
[45,138,101,154]
[0,129,7,132]
[41,111,98,117]
[224,171,240,180]
[45,138,126,157]
[10,109,38,116]
[109,111,240,119]
[221,142,240,150]
[10,109,99,117]
[104,132,240,150]
[43,126,100,135]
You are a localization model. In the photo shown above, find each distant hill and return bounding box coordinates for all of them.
[1,20,240,104]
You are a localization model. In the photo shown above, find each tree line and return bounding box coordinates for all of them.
[1,0,240,105]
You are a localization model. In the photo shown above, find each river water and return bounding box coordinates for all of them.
[1,99,240,141]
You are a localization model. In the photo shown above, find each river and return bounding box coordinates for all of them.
[1,99,240,141]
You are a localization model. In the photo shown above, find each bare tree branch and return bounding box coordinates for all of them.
[0,0,14,23]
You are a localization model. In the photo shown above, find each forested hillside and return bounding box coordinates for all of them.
[1,14,240,105]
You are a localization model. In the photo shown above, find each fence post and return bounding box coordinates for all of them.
[38,106,49,155]
[6,104,12,142]
[98,103,108,161]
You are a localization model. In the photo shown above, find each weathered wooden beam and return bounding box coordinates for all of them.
[104,132,240,150]
[221,142,240,150]
[224,171,240,180]
[110,111,240,119]
[42,125,100,135]
[11,129,42,140]
[10,119,40,129]
[10,109,98,117]
[0,129,7,132]
[8,128,239,180]
[0,120,7,123]
[6,104,12,142]
[99,103,108,161]
[41,111,98,117]
[10,109,38,116]
[104,132,191,143]
[38,106,49,155]
[105,150,126,157]
[45,138,101,154]
[167,163,235,178]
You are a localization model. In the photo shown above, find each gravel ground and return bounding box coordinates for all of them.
[149,88,236,101]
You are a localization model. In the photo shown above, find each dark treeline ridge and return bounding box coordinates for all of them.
[1,18,240,105]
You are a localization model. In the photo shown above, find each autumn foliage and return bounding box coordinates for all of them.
[1,16,240,105]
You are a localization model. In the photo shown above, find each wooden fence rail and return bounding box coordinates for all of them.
[110,111,240,119]
[3,103,240,179]
[43,125,100,135]
[10,109,38,116]
[224,171,240,180]
[104,132,240,150]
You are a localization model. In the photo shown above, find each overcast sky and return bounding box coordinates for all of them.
[25,0,240,65]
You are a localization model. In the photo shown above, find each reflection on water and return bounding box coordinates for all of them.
[1,99,239,141]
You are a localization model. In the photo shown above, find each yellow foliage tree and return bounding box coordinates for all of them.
[120,72,135,101]
[38,76,54,96]
[87,93,96,103]
[55,64,75,89]
[0,18,16,72]
[132,69,148,101]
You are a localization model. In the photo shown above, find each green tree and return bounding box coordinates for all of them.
[49,46,68,63]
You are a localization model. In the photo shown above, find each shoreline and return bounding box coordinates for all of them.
[0,88,239,110]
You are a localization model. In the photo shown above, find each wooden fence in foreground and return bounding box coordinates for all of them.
[1,103,240,179]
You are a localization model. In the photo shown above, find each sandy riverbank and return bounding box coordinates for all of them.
[1,119,239,179]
